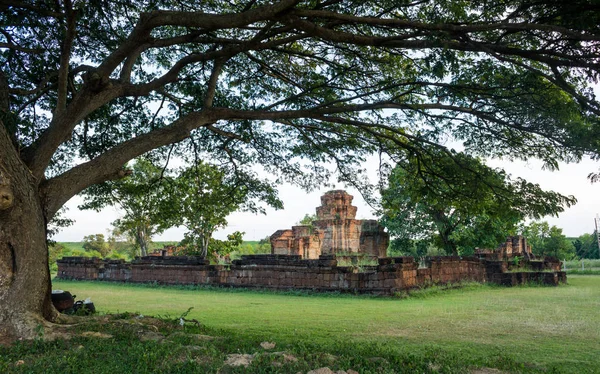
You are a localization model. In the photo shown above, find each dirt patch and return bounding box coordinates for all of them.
[172,350,213,366]
[308,368,336,374]
[270,351,299,367]
[224,353,256,367]
[0,332,15,347]
[260,341,276,350]
[282,353,298,363]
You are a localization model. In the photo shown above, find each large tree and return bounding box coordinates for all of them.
[381,149,576,255]
[1,0,599,341]
[168,162,281,257]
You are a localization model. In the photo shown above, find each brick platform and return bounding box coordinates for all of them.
[56,254,566,294]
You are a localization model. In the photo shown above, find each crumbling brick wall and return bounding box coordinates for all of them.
[56,253,566,294]
[57,257,102,280]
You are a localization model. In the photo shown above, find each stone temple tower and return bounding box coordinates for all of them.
[270,190,389,259]
[313,190,361,253]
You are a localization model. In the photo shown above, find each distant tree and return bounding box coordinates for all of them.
[80,158,173,257]
[180,231,244,262]
[257,236,272,253]
[387,237,437,258]
[545,226,576,259]
[381,149,576,255]
[82,234,110,257]
[520,221,549,256]
[519,221,576,259]
[297,213,318,226]
[209,231,244,262]
[236,243,256,255]
[168,162,282,257]
[573,232,600,259]
[106,230,137,260]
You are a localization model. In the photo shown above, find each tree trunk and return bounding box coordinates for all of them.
[136,228,148,257]
[200,233,210,258]
[439,228,458,255]
[432,211,458,255]
[0,123,58,342]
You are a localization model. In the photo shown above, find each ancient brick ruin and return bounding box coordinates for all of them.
[57,236,566,294]
[270,190,389,259]
[476,236,534,260]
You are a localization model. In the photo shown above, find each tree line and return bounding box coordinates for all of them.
[59,155,596,263]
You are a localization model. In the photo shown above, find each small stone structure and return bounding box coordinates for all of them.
[148,246,177,257]
[57,236,566,294]
[475,236,534,260]
[270,190,389,259]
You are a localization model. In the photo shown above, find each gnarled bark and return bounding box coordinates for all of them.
[0,122,58,342]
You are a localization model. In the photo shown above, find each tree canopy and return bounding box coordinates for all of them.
[80,158,172,257]
[2,0,600,341]
[380,149,576,255]
[2,0,600,220]
[167,161,281,257]
[81,233,110,257]
[519,221,576,259]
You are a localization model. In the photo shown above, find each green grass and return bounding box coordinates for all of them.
[2,277,599,373]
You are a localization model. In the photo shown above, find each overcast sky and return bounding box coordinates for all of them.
[53,155,600,242]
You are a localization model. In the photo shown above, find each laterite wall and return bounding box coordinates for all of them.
[56,254,565,294]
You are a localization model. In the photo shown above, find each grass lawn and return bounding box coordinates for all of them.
[1,276,598,373]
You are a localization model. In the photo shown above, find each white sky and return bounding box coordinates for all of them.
[54,156,600,242]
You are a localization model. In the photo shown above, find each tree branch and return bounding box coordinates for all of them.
[0,42,44,54]
[96,0,300,78]
[291,9,600,41]
[22,84,124,179]
[42,101,404,215]
[123,33,304,98]
[283,16,600,71]
[8,75,51,96]
[55,0,77,114]
[203,59,224,108]
[41,111,215,217]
